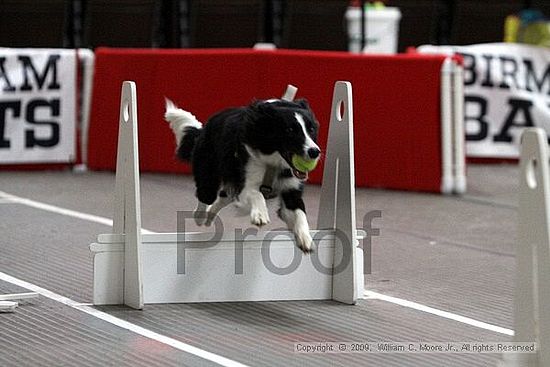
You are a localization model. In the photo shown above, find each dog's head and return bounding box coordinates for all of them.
[244,98,320,180]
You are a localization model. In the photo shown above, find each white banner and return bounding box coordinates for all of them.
[0,48,77,163]
[419,43,550,158]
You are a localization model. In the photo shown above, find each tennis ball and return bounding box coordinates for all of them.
[292,154,318,172]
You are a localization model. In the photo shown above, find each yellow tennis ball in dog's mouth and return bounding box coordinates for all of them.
[292,154,318,172]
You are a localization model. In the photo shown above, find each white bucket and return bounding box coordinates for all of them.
[345,7,402,54]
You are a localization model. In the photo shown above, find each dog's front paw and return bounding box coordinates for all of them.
[250,208,270,226]
[295,229,314,253]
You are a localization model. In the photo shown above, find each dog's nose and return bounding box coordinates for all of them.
[307,147,320,159]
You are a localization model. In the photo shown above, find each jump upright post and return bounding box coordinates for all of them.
[500,128,550,366]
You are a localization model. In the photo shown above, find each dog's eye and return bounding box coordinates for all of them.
[286,126,297,133]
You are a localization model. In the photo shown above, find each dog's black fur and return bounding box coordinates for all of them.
[165,98,320,252]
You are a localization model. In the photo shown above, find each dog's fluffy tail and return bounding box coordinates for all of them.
[164,98,202,161]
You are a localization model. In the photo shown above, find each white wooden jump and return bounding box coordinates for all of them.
[90,81,364,309]
[499,128,550,366]
[440,57,466,195]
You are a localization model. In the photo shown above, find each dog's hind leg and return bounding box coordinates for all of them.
[194,181,220,226]
[278,189,313,253]
[194,202,209,226]
[192,148,221,226]
[194,184,219,226]
[204,190,233,226]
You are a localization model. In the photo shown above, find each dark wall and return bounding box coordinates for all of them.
[0,0,70,48]
[449,0,526,45]
[81,0,163,48]
[188,0,265,48]
[279,0,349,51]
[0,0,542,50]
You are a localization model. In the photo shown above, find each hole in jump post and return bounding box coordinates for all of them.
[123,101,130,123]
[526,157,538,189]
[336,100,345,122]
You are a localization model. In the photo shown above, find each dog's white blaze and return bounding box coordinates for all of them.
[294,112,320,154]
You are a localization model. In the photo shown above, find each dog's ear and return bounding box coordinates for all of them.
[248,101,280,119]
[295,98,310,110]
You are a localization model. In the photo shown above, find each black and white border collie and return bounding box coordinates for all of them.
[164,98,321,253]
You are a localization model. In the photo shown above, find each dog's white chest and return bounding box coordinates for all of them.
[244,146,301,192]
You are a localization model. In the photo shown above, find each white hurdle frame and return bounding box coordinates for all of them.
[500,128,550,366]
[440,57,466,195]
[90,81,364,309]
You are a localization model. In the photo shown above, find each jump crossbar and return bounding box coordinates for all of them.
[90,81,364,308]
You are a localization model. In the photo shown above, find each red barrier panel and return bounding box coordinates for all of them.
[88,48,447,192]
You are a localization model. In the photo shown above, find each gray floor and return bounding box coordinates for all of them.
[0,164,520,366]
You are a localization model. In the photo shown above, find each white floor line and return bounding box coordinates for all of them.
[365,290,514,336]
[0,190,154,234]
[1,189,515,338]
[0,198,19,204]
[0,271,249,367]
